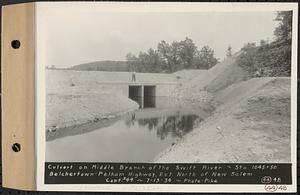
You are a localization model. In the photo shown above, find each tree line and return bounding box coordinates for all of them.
[126,37,219,73]
[237,11,292,77]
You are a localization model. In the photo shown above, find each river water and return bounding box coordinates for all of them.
[46,97,211,162]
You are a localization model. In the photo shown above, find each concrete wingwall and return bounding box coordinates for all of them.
[156,84,177,96]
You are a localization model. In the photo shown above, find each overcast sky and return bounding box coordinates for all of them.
[37,4,279,68]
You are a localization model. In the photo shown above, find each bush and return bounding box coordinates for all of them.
[237,40,291,77]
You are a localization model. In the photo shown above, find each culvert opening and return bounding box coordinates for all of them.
[128,85,156,108]
[144,86,156,108]
[129,85,143,107]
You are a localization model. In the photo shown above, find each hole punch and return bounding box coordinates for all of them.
[11,40,21,49]
[12,143,21,152]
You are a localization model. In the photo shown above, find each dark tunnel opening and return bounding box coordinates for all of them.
[128,85,156,108]
[129,85,143,108]
[143,86,156,108]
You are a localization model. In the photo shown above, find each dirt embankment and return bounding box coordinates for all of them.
[155,77,290,163]
[156,55,291,163]
[171,57,250,103]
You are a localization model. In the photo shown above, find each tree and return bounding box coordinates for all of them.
[137,49,164,73]
[260,39,267,46]
[169,41,183,72]
[178,37,197,69]
[146,48,162,72]
[274,11,292,41]
[157,40,173,72]
[157,38,198,72]
[198,46,219,69]
[226,45,233,57]
[127,38,218,72]
[236,43,258,74]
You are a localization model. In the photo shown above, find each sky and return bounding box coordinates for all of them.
[37,3,279,68]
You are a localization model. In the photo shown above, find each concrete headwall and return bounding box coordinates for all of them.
[47,69,178,97]
[111,84,177,97]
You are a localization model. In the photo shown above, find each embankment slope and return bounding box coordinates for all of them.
[155,77,290,163]
[47,93,138,129]
[171,57,250,102]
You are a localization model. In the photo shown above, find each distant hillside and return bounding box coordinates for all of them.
[70,61,129,72]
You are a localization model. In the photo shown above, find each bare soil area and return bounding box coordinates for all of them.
[155,77,290,162]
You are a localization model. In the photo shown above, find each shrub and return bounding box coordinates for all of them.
[237,40,291,77]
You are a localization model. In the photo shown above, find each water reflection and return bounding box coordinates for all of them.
[126,112,202,140]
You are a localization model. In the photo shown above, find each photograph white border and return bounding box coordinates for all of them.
[35,2,298,192]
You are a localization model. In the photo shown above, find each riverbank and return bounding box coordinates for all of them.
[46,92,139,132]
